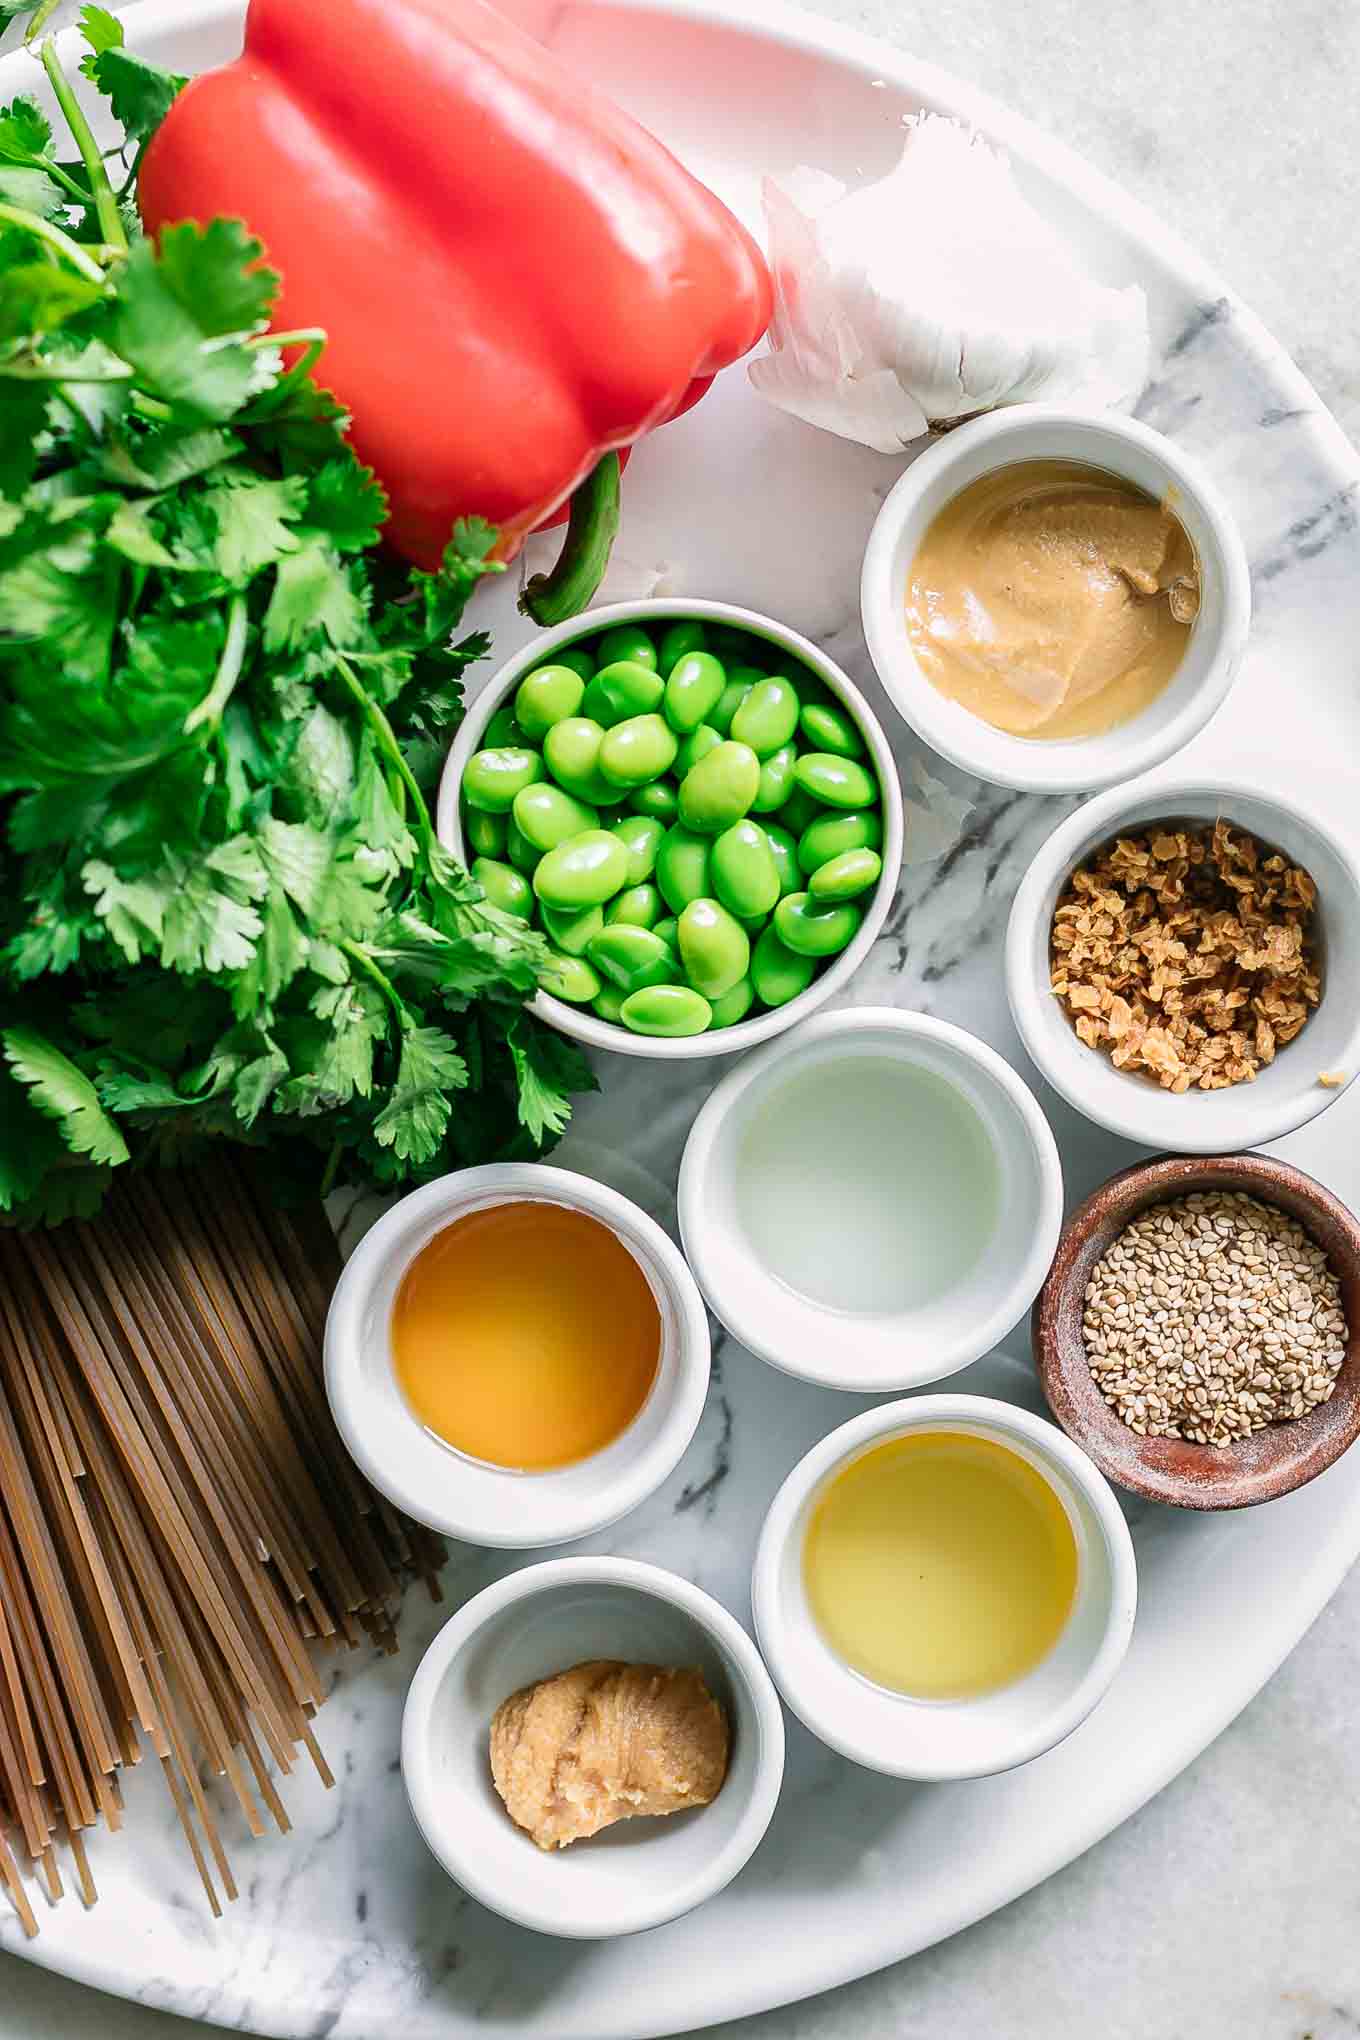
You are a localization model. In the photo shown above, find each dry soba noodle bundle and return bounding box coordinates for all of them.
[0,1157,442,1935]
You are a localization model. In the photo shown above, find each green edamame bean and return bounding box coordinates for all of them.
[596,623,658,672]
[463,807,507,858]
[606,883,662,929]
[750,926,815,1007]
[708,976,754,1029]
[777,784,821,835]
[515,663,586,738]
[751,741,797,814]
[620,983,713,1037]
[809,848,883,901]
[794,753,878,810]
[599,713,679,788]
[663,651,727,734]
[533,830,630,909]
[539,950,601,1003]
[506,814,540,875]
[732,675,800,757]
[581,660,664,728]
[610,813,664,885]
[709,667,762,735]
[710,819,780,919]
[462,746,545,813]
[652,915,679,950]
[797,808,884,875]
[677,898,750,1001]
[554,645,595,683]
[483,704,522,748]
[540,901,605,956]
[628,779,679,821]
[800,698,865,758]
[774,891,863,957]
[593,984,627,1024]
[678,740,761,834]
[472,857,532,919]
[512,782,599,852]
[762,822,801,899]
[655,826,712,913]
[675,724,723,776]
[587,924,678,994]
[659,619,707,673]
[542,717,616,805]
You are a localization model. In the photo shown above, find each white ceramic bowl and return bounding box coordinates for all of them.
[677,1008,1063,1392]
[1006,771,1360,1151]
[401,1556,786,1937]
[861,405,1251,794]
[436,598,904,1060]
[324,1165,709,1546]
[752,1395,1136,1781]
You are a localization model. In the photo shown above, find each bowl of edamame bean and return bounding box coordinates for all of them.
[436,599,904,1058]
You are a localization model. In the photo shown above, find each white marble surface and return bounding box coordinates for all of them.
[5,0,1360,2035]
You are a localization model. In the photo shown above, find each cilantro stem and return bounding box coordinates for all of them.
[0,201,107,285]
[24,0,62,40]
[0,361,131,381]
[338,940,406,1023]
[40,38,127,257]
[32,154,96,207]
[184,596,248,735]
[332,656,434,845]
[318,1139,344,1201]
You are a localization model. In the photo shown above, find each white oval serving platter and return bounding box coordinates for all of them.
[4,0,1360,2034]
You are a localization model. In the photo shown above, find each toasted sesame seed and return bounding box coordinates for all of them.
[1081,1191,1347,1445]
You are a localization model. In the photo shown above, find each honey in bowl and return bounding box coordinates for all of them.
[803,1431,1078,1700]
[392,1201,660,1472]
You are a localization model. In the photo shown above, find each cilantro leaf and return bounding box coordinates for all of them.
[305,457,388,553]
[264,536,368,651]
[153,219,278,336]
[0,102,52,162]
[507,1015,595,1145]
[108,235,260,419]
[83,857,173,962]
[371,1022,467,1164]
[159,839,265,975]
[2,1026,130,1166]
[79,6,186,147]
[204,469,305,580]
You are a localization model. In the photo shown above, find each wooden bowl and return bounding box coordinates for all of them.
[1033,1153,1360,1509]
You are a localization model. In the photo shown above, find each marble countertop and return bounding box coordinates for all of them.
[5,1,1360,2036]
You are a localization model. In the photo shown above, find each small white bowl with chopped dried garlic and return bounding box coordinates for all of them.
[1006,771,1360,1151]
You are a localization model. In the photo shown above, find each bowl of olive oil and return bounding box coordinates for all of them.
[752,1394,1137,1780]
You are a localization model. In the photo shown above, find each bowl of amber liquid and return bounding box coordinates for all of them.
[324,1163,710,1545]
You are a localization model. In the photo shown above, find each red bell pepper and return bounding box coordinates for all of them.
[138,0,772,616]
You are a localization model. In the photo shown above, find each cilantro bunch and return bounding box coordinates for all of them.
[0,10,591,1224]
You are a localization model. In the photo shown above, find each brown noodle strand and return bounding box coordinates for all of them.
[0,1168,442,1933]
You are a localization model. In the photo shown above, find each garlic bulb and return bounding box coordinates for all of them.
[748,115,1149,452]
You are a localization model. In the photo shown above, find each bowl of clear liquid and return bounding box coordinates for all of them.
[677,1008,1063,1391]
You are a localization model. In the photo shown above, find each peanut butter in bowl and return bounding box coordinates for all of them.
[904,459,1201,740]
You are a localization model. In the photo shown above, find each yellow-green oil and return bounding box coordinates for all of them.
[803,1432,1079,1700]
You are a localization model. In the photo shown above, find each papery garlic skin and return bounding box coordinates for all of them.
[749,116,1150,453]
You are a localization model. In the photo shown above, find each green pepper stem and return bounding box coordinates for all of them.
[40,40,127,256]
[519,453,621,627]
[0,200,107,284]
